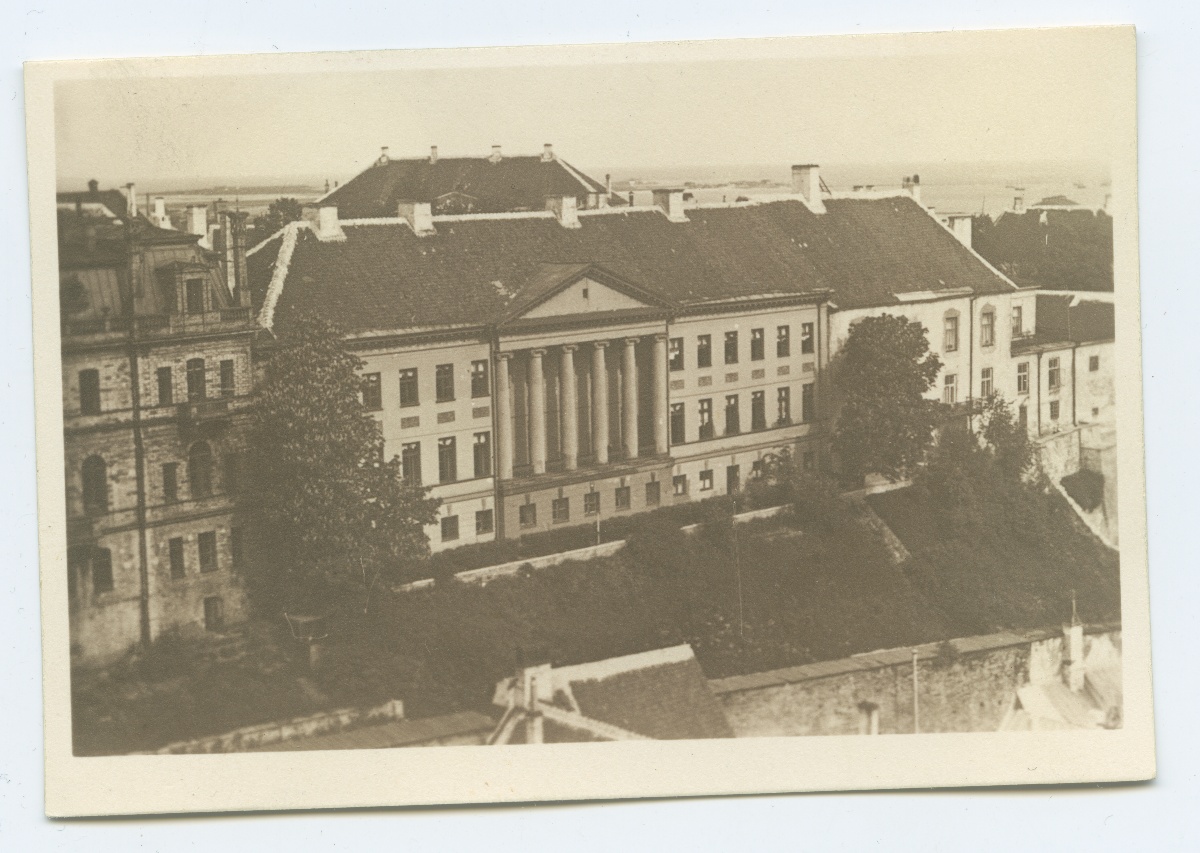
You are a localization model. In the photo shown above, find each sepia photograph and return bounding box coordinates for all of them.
[25,23,1152,817]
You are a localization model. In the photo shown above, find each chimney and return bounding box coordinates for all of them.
[125,182,138,217]
[187,205,209,247]
[153,196,168,227]
[791,164,825,214]
[542,143,554,162]
[489,144,502,164]
[903,174,922,205]
[946,214,973,249]
[545,194,580,229]
[398,200,435,236]
[377,146,390,166]
[1013,190,1025,214]
[87,179,99,194]
[652,188,688,223]
[430,145,438,164]
[226,210,251,307]
[324,179,330,193]
[316,205,346,242]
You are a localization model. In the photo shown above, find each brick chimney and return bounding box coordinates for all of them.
[430,145,438,164]
[398,200,435,236]
[652,188,687,223]
[542,143,555,162]
[489,144,502,164]
[545,194,580,229]
[902,174,922,205]
[791,165,825,214]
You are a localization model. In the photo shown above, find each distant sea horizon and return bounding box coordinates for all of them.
[57,159,1111,220]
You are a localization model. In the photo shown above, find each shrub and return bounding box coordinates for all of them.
[624,512,693,580]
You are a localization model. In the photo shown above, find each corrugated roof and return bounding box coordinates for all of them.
[321,155,608,218]
[255,196,1013,335]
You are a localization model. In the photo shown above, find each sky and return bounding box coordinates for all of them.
[53,29,1125,189]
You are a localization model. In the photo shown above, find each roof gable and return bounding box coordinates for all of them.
[504,263,672,323]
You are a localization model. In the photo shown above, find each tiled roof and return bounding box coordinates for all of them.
[254,196,1013,335]
[320,155,609,218]
[252,710,495,751]
[1011,295,1115,353]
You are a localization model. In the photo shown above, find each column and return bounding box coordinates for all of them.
[560,345,579,471]
[592,342,609,465]
[653,333,669,455]
[623,338,639,460]
[496,352,514,480]
[529,349,547,475]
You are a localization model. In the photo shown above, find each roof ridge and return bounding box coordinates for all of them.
[552,644,696,685]
[257,221,308,332]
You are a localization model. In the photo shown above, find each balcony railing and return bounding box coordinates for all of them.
[62,307,256,340]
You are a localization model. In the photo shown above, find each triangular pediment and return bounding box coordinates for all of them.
[500,263,672,324]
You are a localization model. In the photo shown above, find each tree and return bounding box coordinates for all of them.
[832,314,943,482]
[246,310,440,617]
[978,394,1035,482]
[750,447,853,531]
[249,197,303,244]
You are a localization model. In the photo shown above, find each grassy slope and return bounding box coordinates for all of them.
[73,482,1120,755]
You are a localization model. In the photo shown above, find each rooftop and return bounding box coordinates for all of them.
[1012,293,1115,353]
[249,194,1015,336]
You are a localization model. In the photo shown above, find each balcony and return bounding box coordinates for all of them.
[62,307,256,343]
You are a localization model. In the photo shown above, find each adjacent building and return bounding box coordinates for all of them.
[59,185,255,665]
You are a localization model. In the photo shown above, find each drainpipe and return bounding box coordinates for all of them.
[490,327,504,545]
[1036,351,1043,437]
[967,296,975,427]
[1071,345,1078,427]
[125,220,152,647]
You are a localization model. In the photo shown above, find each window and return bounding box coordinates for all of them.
[726,465,740,494]
[224,452,241,496]
[1048,357,1061,391]
[82,455,107,515]
[157,366,173,406]
[162,462,178,503]
[92,548,114,594]
[801,383,815,424]
[203,596,224,631]
[438,437,457,484]
[189,441,213,498]
[777,325,791,357]
[672,474,688,497]
[471,360,490,398]
[668,337,684,371]
[519,503,537,528]
[1017,362,1030,394]
[750,328,765,361]
[943,373,958,405]
[168,537,185,579]
[475,509,494,535]
[645,480,661,506]
[725,395,740,435]
[981,310,995,348]
[1089,355,1100,372]
[220,359,235,397]
[398,368,419,407]
[724,331,739,364]
[615,485,631,510]
[357,372,381,410]
[473,432,492,478]
[981,367,994,397]
[751,390,766,430]
[801,322,815,355]
[777,387,792,425]
[752,459,765,478]
[186,357,206,402]
[184,279,205,314]
[440,515,460,542]
[699,469,714,491]
[1011,305,1024,337]
[230,527,243,571]
[78,369,100,415]
[698,398,714,440]
[943,314,959,353]
[584,491,600,516]
[669,403,685,445]
[198,531,217,573]
[696,335,712,369]
[552,497,570,524]
[1050,400,1060,421]
[435,363,455,402]
[401,442,422,485]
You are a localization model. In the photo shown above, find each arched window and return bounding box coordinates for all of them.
[189,441,213,499]
[81,455,108,515]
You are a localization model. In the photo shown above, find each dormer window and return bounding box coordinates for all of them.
[184,278,205,314]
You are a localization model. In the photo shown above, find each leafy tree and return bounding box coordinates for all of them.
[246,310,440,617]
[751,447,852,531]
[832,314,943,483]
[972,210,1113,292]
[977,393,1035,482]
[249,197,304,244]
